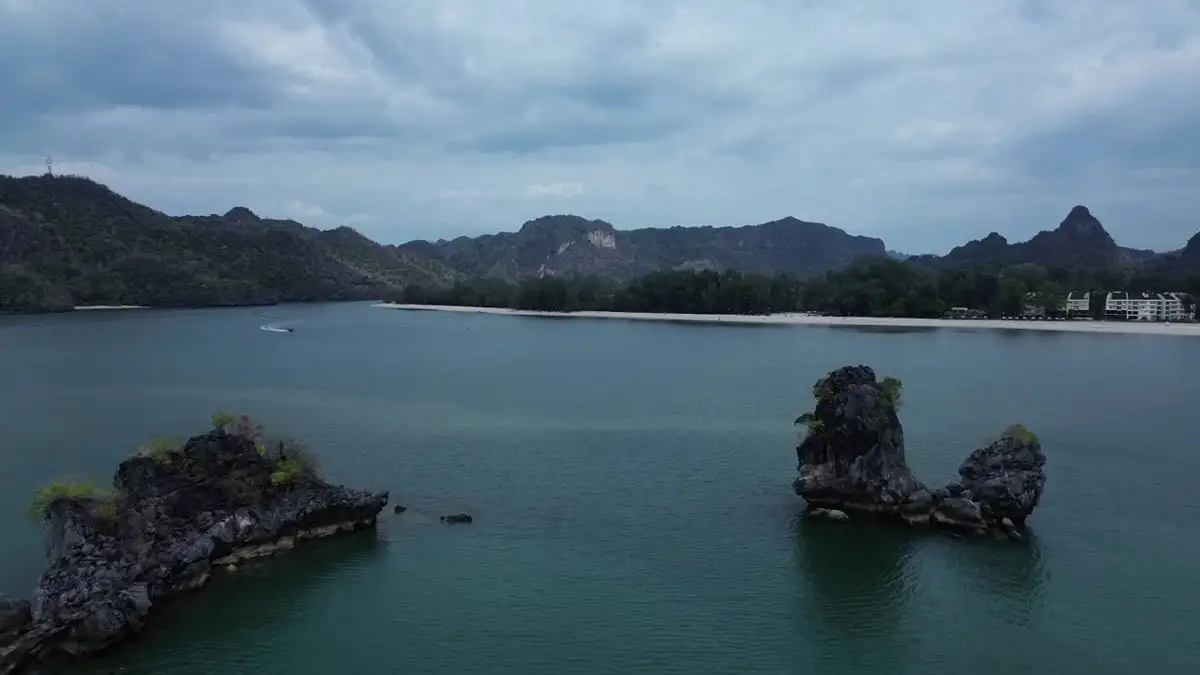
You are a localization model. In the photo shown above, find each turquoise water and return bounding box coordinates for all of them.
[1,304,1197,674]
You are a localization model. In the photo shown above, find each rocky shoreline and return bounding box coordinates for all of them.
[0,420,388,674]
[793,365,1047,538]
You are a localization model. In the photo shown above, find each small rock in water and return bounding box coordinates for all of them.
[804,507,849,522]
[440,513,473,524]
[394,504,406,514]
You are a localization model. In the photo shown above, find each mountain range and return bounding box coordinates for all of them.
[906,205,1163,270]
[396,214,886,282]
[0,175,457,311]
[1,173,1197,312]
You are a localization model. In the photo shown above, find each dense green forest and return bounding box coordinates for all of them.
[0,174,456,312]
[390,256,1200,319]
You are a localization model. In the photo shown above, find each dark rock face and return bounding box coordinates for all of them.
[0,596,31,673]
[955,431,1047,525]
[7,431,387,671]
[0,595,33,675]
[793,365,930,519]
[0,597,31,645]
[793,365,1047,539]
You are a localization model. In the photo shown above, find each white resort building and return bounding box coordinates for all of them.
[1020,291,1090,319]
[1065,292,1090,317]
[1104,292,1194,321]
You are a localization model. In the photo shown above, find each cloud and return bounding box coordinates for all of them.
[525,182,584,199]
[1,0,1198,252]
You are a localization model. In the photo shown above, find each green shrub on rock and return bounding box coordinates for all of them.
[1002,423,1039,444]
[267,440,321,485]
[26,478,124,521]
[880,376,904,409]
[135,436,181,464]
[210,411,235,432]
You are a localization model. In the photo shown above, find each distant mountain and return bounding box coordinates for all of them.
[398,214,887,281]
[926,205,1165,270]
[5,174,1196,314]
[1139,230,1200,278]
[0,174,454,312]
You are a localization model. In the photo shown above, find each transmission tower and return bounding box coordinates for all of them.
[45,156,53,176]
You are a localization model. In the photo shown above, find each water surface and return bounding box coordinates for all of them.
[0,303,1196,674]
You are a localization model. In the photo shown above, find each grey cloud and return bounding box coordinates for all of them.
[1,0,1199,252]
[0,3,277,115]
[1003,108,1200,178]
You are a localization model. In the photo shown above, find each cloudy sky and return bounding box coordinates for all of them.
[1,0,1198,253]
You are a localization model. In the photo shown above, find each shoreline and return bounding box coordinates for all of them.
[373,303,1200,337]
[72,305,148,311]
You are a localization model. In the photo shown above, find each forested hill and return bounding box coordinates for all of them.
[0,175,888,313]
[913,205,1163,270]
[396,214,888,282]
[0,174,456,312]
[391,257,1200,319]
[4,173,1200,315]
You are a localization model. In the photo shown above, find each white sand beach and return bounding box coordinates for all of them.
[374,303,1200,337]
[73,305,148,311]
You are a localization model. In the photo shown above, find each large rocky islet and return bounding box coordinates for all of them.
[793,364,1047,537]
[2,367,1049,672]
[0,416,389,674]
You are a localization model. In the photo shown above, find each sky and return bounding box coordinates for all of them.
[1,0,1198,254]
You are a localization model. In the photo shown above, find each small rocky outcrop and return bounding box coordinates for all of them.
[3,425,388,673]
[935,427,1047,534]
[441,513,473,524]
[793,365,1047,539]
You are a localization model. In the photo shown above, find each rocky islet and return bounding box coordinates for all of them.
[0,420,388,674]
[1,368,1049,672]
[793,365,1047,538]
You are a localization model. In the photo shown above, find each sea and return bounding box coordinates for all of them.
[0,302,1196,674]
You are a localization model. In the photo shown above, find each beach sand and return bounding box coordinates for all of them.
[374,303,1200,337]
[73,305,148,311]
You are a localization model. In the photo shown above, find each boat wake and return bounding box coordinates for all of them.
[258,317,304,333]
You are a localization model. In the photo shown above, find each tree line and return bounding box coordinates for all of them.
[390,256,1200,319]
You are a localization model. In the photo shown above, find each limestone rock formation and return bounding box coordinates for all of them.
[792,365,932,520]
[935,427,1047,533]
[793,365,1047,539]
[4,428,387,673]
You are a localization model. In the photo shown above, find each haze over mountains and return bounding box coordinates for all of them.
[1,173,1198,312]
